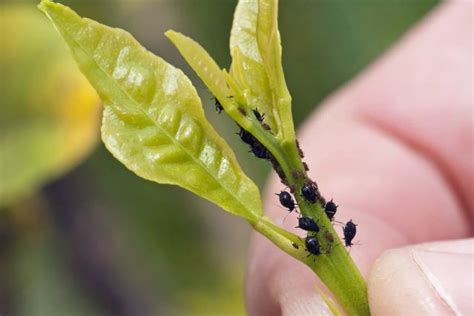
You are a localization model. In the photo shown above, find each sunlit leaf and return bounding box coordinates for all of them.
[229,0,279,136]
[0,5,100,208]
[39,0,263,222]
[165,30,253,130]
[165,31,234,113]
[230,0,295,141]
[256,0,294,141]
[256,0,285,95]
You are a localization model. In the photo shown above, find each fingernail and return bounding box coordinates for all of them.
[412,240,474,315]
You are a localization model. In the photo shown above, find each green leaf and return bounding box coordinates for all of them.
[230,0,262,63]
[39,0,263,222]
[256,0,294,141]
[229,0,295,142]
[229,0,280,136]
[165,31,296,187]
[0,4,100,208]
[230,0,294,142]
[165,30,253,131]
[230,47,279,133]
[164,31,234,113]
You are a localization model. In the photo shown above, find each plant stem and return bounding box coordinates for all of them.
[247,119,370,315]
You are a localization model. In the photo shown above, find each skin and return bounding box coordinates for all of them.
[246,1,473,315]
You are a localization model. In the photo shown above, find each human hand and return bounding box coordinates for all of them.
[246,2,473,315]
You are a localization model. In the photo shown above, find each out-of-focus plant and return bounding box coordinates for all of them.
[0,4,101,209]
[39,0,368,314]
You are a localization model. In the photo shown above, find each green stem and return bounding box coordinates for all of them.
[246,120,370,315]
[252,216,303,258]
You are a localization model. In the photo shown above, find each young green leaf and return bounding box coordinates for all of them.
[230,47,278,133]
[38,0,263,222]
[229,0,279,137]
[230,0,295,141]
[165,30,253,133]
[164,31,238,118]
[230,0,262,63]
[165,30,283,162]
[256,0,295,142]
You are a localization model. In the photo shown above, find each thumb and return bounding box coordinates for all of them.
[368,239,474,315]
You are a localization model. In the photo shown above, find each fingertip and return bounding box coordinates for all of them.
[368,239,474,315]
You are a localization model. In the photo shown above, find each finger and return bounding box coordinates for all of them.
[340,0,474,217]
[246,2,473,315]
[369,239,474,315]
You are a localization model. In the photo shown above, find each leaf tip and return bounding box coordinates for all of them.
[37,0,55,13]
[164,30,180,42]
[37,0,68,23]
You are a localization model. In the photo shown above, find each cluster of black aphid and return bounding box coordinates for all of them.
[278,190,339,256]
[238,126,272,160]
[276,190,358,257]
[215,99,289,187]
[235,108,291,187]
[211,96,276,163]
[211,97,358,255]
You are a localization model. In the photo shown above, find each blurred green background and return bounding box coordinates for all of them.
[0,0,438,315]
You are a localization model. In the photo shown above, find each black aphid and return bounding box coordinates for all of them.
[296,140,304,158]
[303,162,309,171]
[238,127,255,145]
[324,200,338,221]
[296,217,319,232]
[305,236,321,256]
[271,160,287,185]
[262,123,271,131]
[252,109,271,131]
[238,107,247,116]
[276,191,295,212]
[324,231,334,243]
[343,220,357,247]
[237,125,272,160]
[291,170,304,179]
[250,142,270,159]
[301,182,318,203]
[213,97,224,114]
[253,109,265,122]
[288,184,296,193]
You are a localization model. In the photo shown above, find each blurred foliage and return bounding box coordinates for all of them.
[0,5,101,209]
[1,1,438,315]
